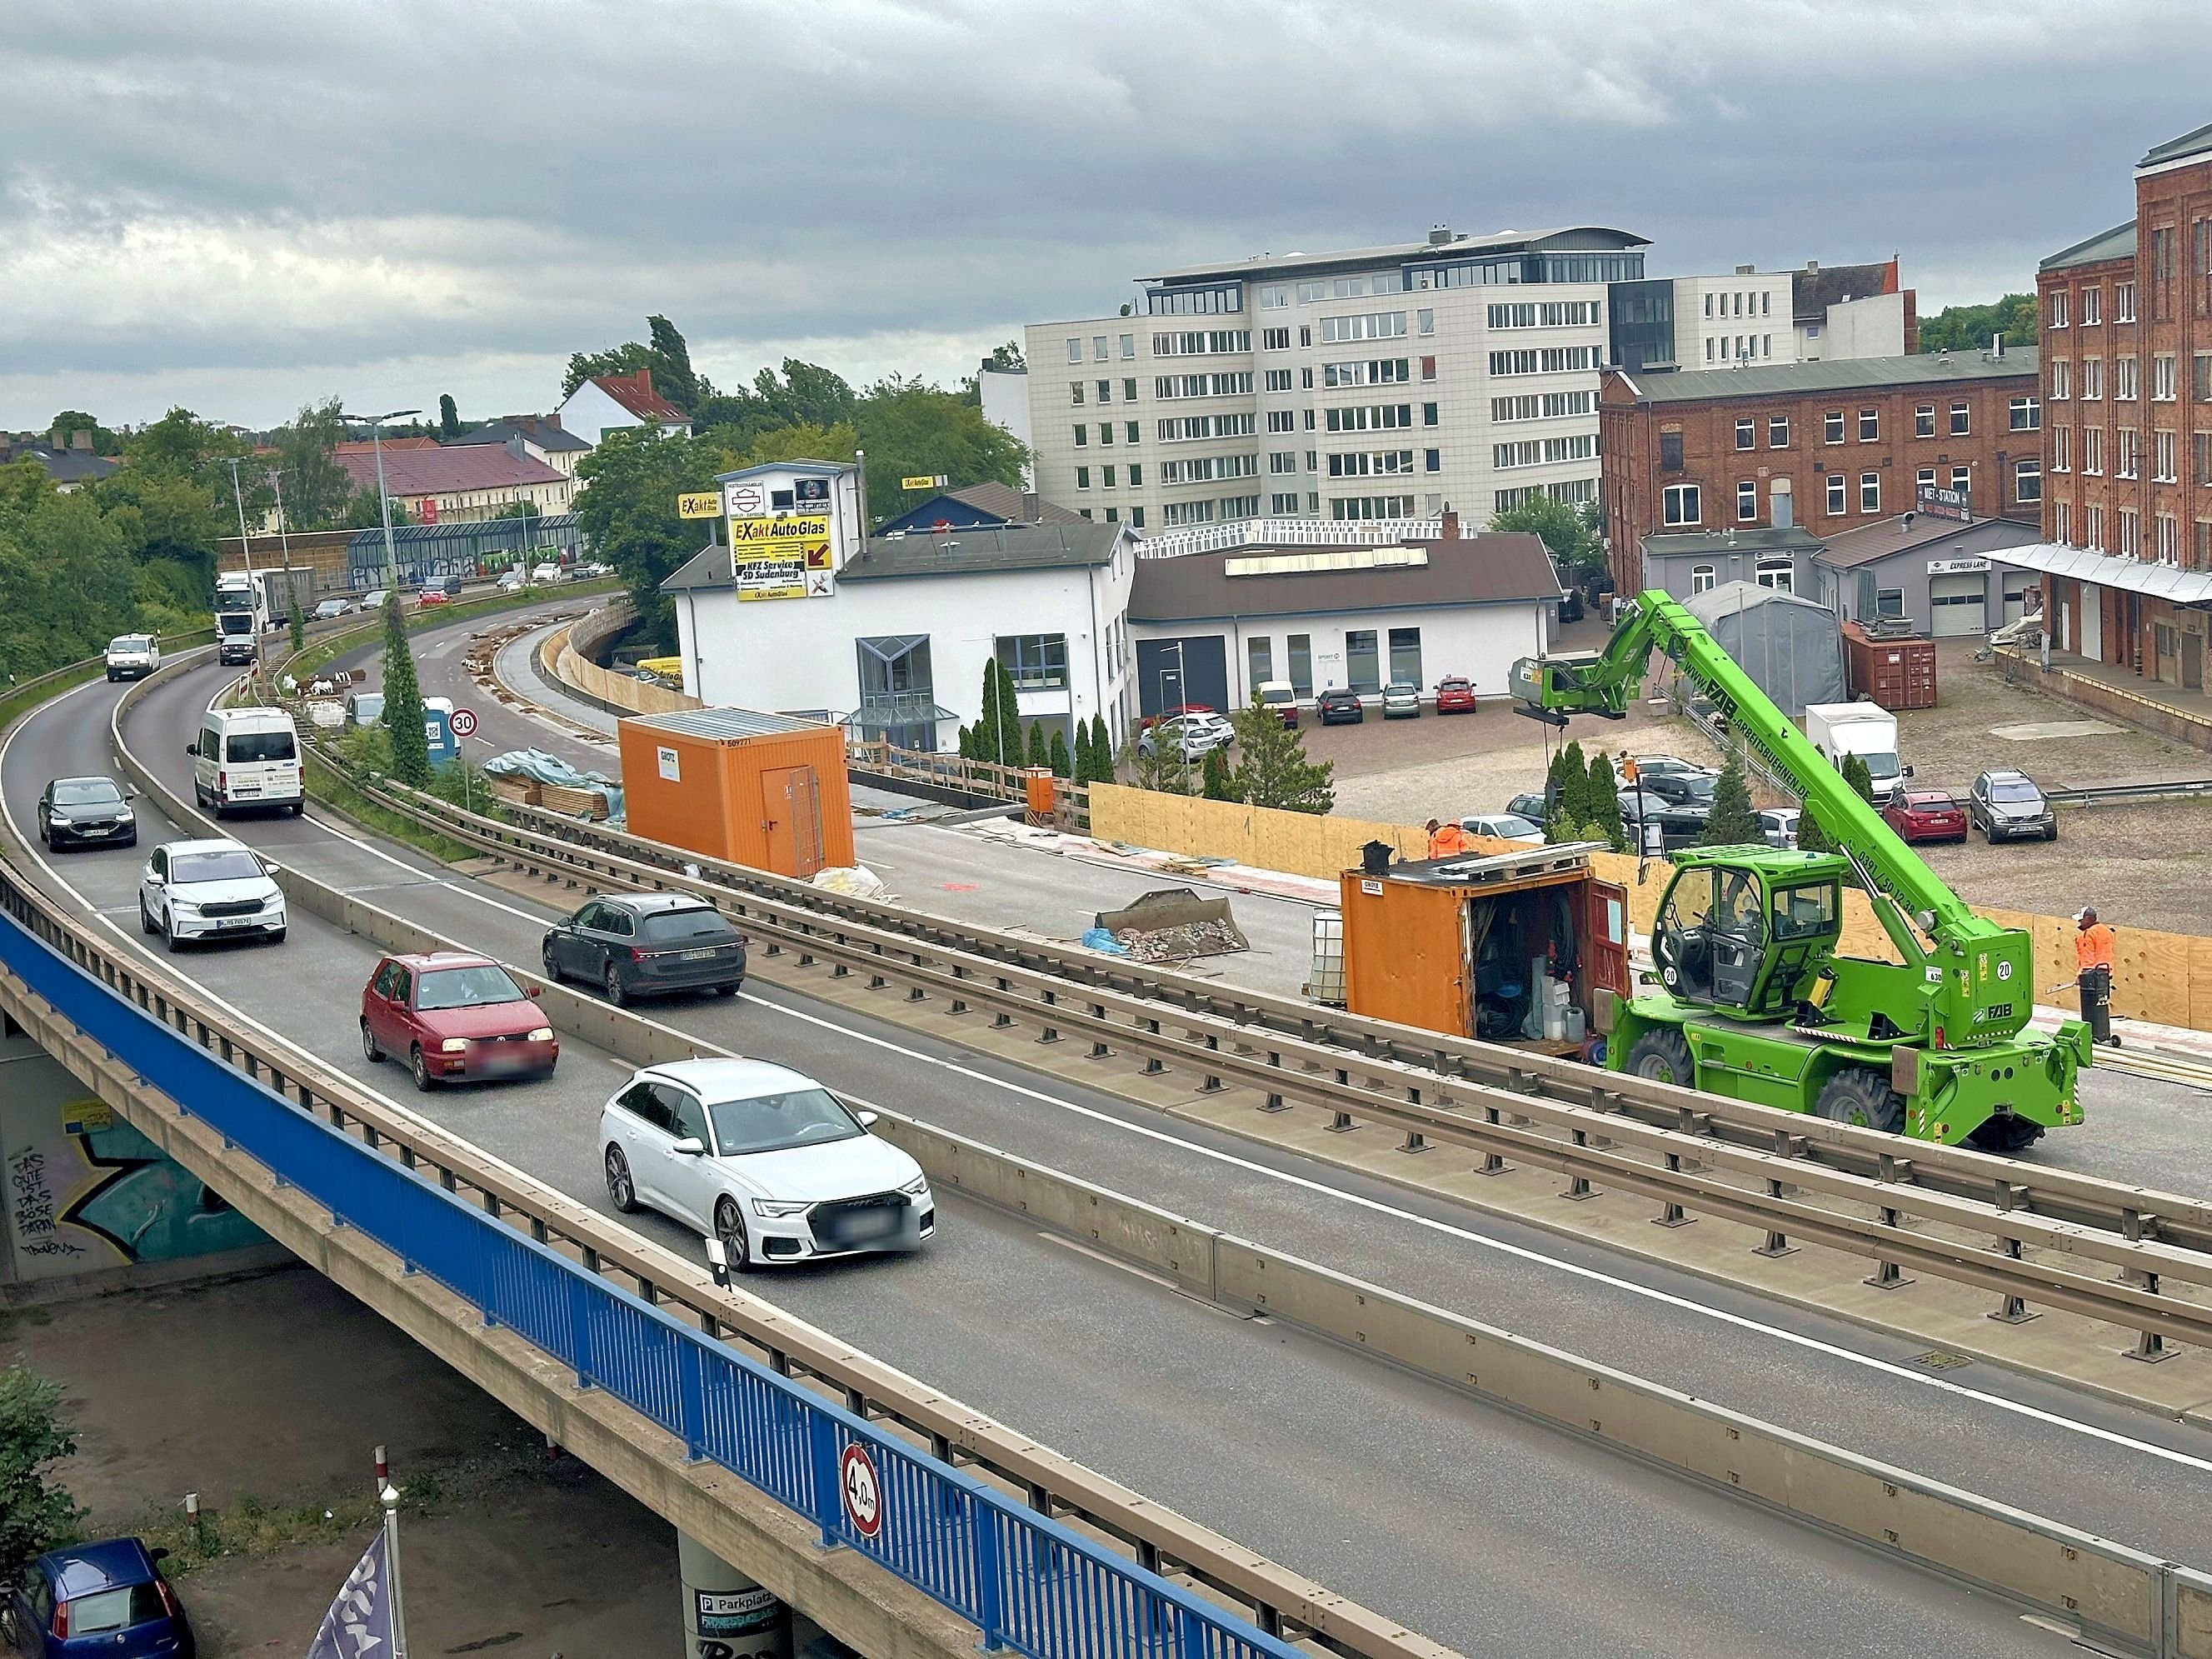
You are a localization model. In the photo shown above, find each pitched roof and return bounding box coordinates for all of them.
[1608,347,2035,405]
[1815,513,2040,571]
[2140,121,2212,171]
[1127,532,1559,623]
[0,442,119,485]
[591,369,688,423]
[1791,259,1896,323]
[453,417,592,454]
[660,520,1125,592]
[715,458,850,482]
[943,482,1084,523]
[332,445,566,497]
[2040,219,2137,272]
[335,437,438,454]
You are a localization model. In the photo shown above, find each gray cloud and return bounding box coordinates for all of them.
[2,0,2205,427]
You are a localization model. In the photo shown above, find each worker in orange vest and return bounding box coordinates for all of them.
[1618,750,1640,785]
[1426,817,1471,859]
[2073,907,2120,1048]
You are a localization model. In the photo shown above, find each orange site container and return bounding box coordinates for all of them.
[617,707,855,877]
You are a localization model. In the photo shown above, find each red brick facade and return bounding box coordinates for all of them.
[2036,131,2212,687]
[1599,360,2040,594]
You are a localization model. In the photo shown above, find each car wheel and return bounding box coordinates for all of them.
[410,1045,436,1092]
[2045,825,2058,842]
[139,894,157,936]
[714,1197,752,1274]
[289,801,305,817]
[604,1145,637,1213]
[603,962,628,1007]
[162,909,183,953]
[542,940,563,982]
[267,927,286,945]
[717,979,743,996]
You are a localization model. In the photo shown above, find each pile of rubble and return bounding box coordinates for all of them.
[1111,916,1244,963]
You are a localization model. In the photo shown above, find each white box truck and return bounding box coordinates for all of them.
[1803,701,1907,802]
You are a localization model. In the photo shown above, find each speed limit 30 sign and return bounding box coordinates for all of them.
[839,1441,882,1539]
[447,707,479,739]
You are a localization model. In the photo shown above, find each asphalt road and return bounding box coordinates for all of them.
[0,616,2165,1655]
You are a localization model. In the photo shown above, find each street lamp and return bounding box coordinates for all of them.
[223,457,257,629]
[339,407,422,592]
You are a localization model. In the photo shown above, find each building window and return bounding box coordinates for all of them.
[1126,422,1139,442]
[1421,356,1436,381]
[1345,630,1381,693]
[2083,425,2103,475]
[1247,636,1272,692]
[2086,502,2105,550]
[1735,418,1755,451]
[2118,427,2139,479]
[2081,286,2101,325]
[1860,472,1880,513]
[1069,382,1084,406]
[1124,378,1138,400]
[1121,335,1136,360]
[1659,431,1684,471]
[1266,409,1295,432]
[1097,379,1113,403]
[1425,449,1441,472]
[1270,492,1300,513]
[1066,337,1082,363]
[1826,473,1847,516]
[2050,360,2070,401]
[1662,483,1701,526]
[1268,451,1296,474]
[1917,466,1937,493]
[1950,401,1970,436]
[1093,337,1109,362]
[1127,463,1142,486]
[2157,428,2179,482]
[2155,354,2179,401]
[1263,369,1292,392]
[2119,507,2140,557]
[1876,587,1906,620]
[2053,424,2071,471]
[1262,327,1290,350]
[2082,358,2103,401]
[1690,563,1716,596]
[1105,507,1118,523]
[2049,292,2068,329]
[1950,463,1971,497]
[1075,467,1090,489]
[2116,356,2138,401]
[995,633,1068,690]
[855,635,938,752]
[1755,557,1793,593]
[1423,402,1439,426]
[1417,309,1434,336]
[2117,281,2136,321]
[1859,407,1879,442]
[2010,395,2040,431]
[2199,520,2212,565]
[1915,402,1936,437]
[1769,416,1790,447]
[2196,432,2212,487]
[1736,480,1757,522]
[1099,424,1114,445]
[2159,513,2180,564]
[1102,465,1116,487]
[1131,507,1145,528]
[1823,410,1845,443]
[1388,627,1422,687]
[1073,424,1087,447]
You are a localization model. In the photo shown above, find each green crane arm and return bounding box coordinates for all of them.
[1517,591,1980,945]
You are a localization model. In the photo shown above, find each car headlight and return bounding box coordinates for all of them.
[47,813,67,826]
[168,898,198,915]
[440,1038,469,1053]
[526,1027,555,1042]
[901,1175,930,1196]
[751,1198,809,1218]
[115,807,133,822]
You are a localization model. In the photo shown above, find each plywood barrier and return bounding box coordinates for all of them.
[1089,782,2210,1032]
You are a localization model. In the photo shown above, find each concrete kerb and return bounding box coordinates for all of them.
[0,970,988,1659]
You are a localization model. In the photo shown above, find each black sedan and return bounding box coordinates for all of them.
[37,776,137,852]
[1316,687,1365,726]
[541,893,747,1005]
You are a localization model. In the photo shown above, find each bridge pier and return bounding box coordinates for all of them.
[682,1528,792,1658]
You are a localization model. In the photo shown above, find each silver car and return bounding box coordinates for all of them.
[1381,682,1422,718]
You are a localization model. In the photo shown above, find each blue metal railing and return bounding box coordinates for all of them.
[0,897,1299,1659]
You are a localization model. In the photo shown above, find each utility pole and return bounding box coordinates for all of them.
[225,456,257,620]
[341,407,422,592]
[271,467,296,627]
[375,1445,410,1658]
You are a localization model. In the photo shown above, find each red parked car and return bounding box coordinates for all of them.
[1434,676,1478,714]
[1881,788,1969,844]
[360,951,558,1092]
[1136,702,1216,732]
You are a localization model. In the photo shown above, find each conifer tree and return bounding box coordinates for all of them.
[380,591,431,787]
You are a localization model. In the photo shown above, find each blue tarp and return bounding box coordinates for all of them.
[482,747,624,822]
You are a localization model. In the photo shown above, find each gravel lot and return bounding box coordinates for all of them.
[1320,636,2212,935]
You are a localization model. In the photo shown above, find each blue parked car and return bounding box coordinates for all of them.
[2,1538,193,1657]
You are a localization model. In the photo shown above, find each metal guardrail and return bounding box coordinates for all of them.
[317,763,2212,1361]
[2044,777,2212,807]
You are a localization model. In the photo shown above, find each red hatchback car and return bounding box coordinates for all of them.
[361,951,558,1091]
[1434,676,1477,714]
[1881,788,1969,844]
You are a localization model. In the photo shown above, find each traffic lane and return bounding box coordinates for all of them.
[107,657,2212,1563]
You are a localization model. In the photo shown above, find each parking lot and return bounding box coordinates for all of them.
[1317,638,2212,935]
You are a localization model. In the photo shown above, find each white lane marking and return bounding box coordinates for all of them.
[106,662,2212,1477]
[736,985,2212,1478]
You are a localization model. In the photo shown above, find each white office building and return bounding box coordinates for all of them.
[1023,226,1647,537]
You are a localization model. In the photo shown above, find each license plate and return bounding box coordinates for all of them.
[681,948,720,961]
[216,919,254,931]
[840,1209,898,1242]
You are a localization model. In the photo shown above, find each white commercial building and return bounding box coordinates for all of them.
[554,369,694,447]
[662,460,1139,753]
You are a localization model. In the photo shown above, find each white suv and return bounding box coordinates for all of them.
[139,838,287,950]
[599,1057,932,1269]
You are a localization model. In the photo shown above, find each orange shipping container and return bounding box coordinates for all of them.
[1841,622,1937,712]
[617,707,856,877]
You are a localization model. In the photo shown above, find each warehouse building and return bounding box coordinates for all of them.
[1812,513,2042,637]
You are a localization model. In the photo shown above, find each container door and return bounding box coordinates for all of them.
[761,766,826,877]
[1583,879,1629,1001]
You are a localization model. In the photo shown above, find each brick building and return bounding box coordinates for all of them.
[1598,351,2042,593]
[2022,121,2212,687]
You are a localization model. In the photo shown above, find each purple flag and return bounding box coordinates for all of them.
[306,1530,393,1658]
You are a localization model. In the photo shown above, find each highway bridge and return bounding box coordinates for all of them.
[2,597,2209,1657]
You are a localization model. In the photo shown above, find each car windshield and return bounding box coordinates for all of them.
[1910,793,1958,811]
[1990,780,2043,803]
[1859,751,1900,777]
[1669,775,1715,801]
[1441,679,1470,691]
[414,965,526,1010]
[52,780,122,806]
[1386,682,1417,695]
[225,729,296,762]
[707,1087,863,1155]
[1260,687,1294,704]
[172,850,263,885]
[639,907,731,942]
[110,636,152,652]
[1487,815,1540,837]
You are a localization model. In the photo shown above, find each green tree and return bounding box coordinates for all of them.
[1842,752,1875,803]
[1797,747,1839,854]
[437,394,462,439]
[570,427,723,648]
[646,315,699,413]
[986,341,1025,371]
[1556,740,1592,829]
[1068,718,1091,785]
[853,376,1031,527]
[1585,751,1625,850]
[562,339,656,401]
[1026,720,1048,768]
[272,397,357,530]
[1490,495,1605,584]
[1089,714,1112,784]
[44,411,121,456]
[956,724,975,761]
[0,1366,82,1570]
[1201,744,1236,800]
[1048,727,1071,780]
[1700,752,1762,846]
[1227,702,1335,813]
[380,592,431,787]
[695,359,859,445]
[1918,293,2037,355]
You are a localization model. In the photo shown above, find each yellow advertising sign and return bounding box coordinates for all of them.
[736,559,809,602]
[730,513,830,557]
[900,475,939,491]
[677,492,723,519]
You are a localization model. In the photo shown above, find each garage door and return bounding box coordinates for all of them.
[1135,635,1230,717]
[1929,572,1987,637]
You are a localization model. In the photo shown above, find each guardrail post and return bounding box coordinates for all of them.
[2129,1275,2172,1363]
[1142,1020,1166,1074]
[1089,1006,1111,1058]
[1201,1032,1222,1092]
[1326,1070,1354,1132]
[809,1411,842,1547]
[1400,1087,1426,1153]
[1755,1127,1797,1257]
[1563,1129,1595,1200]
[1260,1051,1287,1112]
[1864,1205,1913,1289]
[1654,1152,1691,1227]
[1475,1103,1513,1175]
[992,978,1014,1028]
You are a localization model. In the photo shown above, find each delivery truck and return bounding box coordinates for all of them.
[1803,701,1906,802]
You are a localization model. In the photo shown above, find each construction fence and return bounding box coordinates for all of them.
[1087,782,2212,1034]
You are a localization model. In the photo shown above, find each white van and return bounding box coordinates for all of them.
[190,707,304,817]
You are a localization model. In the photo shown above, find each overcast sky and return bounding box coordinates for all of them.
[4,2,2208,433]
